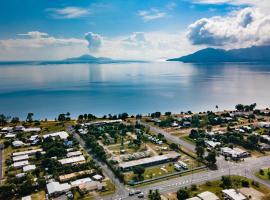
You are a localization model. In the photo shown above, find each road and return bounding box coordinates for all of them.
[138,121,196,152]
[70,123,270,200]
[67,126,130,199]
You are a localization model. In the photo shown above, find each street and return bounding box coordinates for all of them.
[70,123,270,200]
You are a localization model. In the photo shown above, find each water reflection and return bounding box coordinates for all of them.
[0,62,269,119]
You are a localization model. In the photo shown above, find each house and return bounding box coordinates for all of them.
[14,126,24,132]
[5,133,16,138]
[171,121,179,127]
[205,140,221,149]
[197,191,219,200]
[70,177,92,187]
[183,121,191,127]
[259,143,270,151]
[23,164,36,172]
[43,131,69,140]
[92,174,103,181]
[46,181,71,197]
[221,147,250,159]
[21,195,31,200]
[119,152,180,171]
[13,160,29,168]
[58,155,86,165]
[13,154,29,162]
[12,140,25,147]
[1,127,13,132]
[78,181,106,191]
[23,127,41,132]
[66,151,82,157]
[58,170,95,182]
[13,148,43,157]
[222,189,247,200]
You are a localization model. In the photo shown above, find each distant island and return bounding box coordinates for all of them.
[0,54,146,65]
[167,45,270,63]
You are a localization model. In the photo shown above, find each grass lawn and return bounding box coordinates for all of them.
[31,190,46,200]
[180,136,195,145]
[100,180,116,196]
[255,168,270,181]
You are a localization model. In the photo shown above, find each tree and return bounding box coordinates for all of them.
[205,150,217,166]
[235,104,244,111]
[148,189,161,200]
[11,117,20,124]
[195,144,205,158]
[177,189,189,200]
[133,165,145,180]
[221,176,232,188]
[26,113,34,122]
[0,114,8,126]
[170,143,179,151]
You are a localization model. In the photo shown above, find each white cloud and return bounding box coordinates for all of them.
[85,32,103,52]
[0,31,88,60]
[138,8,166,22]
[187,7,270,48]
[47,7,89,19]
[0,31,198,61]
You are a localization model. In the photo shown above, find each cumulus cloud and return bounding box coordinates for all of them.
[47,7,89,19]
[84,32,103,52]
[187,7,270,48]
[138,8,166,22]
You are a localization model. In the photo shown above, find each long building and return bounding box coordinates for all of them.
[118,152,180,171]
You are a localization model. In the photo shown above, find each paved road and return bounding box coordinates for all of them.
[70,123,270,200]
[67,127,131,199]
[138,121,196,152]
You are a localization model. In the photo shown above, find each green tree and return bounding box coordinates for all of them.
[26,112,34,122]
[148,189,161,200]
[177,189,189,200]
[205,150,217,166]
[195,146,205,158]
[221,176,232,188]
[133,165,145,180]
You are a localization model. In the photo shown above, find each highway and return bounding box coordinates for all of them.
[70,123,270,200]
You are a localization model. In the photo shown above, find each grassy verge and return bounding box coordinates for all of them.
[255,168,270,181]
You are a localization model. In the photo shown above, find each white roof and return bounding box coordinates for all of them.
[23,165,36,172]
[5,133,16,138]
[22,196,31,200]
[206,140,221,148]
[13,160,29,168]
[23,127,41,132]
[119,152,180,169]
[2,127,13,131]
[67,151,82,157]
[13,148,42,157]
[92,174,103,180]
[198,191,219,200]
[58,155,85,165]
[12,140,25,147]
[43,131,69,140]
[16,173,26,178]
[223,189,246,200]
[47,181,71,195]
[13,154,29,162]
[70,177,92,187]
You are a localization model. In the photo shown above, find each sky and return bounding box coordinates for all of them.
[0,0,270,61]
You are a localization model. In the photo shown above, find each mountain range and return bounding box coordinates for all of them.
[167,45,270,63]
[0,54,145,65]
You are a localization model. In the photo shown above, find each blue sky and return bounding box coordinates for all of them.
[0,0,269,60]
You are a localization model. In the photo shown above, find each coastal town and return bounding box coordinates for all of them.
[1,103,270,200]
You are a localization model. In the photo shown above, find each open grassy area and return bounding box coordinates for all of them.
[255,168,270,181]
[100,180,116,196]
[31,190,46,200]
[180,136,195,145]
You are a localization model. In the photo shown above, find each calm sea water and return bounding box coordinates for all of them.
[0,62,270,119]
